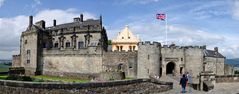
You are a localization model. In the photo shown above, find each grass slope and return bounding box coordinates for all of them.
[0,63,11,72]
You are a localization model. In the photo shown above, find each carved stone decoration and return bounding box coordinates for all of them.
[71,30,78,49]
[84,25,92,47]
[164,58,179,62]
[58,30,65,48]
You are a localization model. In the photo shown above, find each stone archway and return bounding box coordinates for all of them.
[166,62,175,74]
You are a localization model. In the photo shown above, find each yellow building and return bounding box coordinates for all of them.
[112,26,140,51]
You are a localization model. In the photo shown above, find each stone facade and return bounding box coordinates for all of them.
[111,26,140,52]
[12,15,226,80]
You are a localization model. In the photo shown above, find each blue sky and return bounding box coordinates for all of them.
[0,0,239,59]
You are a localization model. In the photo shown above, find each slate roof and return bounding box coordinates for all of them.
[46,19,101,31]
[203,49,225,58]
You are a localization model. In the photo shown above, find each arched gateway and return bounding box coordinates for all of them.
[166,62,175,74]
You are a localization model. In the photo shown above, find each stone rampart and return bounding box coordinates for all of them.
[215,75,239,83]
[0,79,173,94]
[12,55,21,67]
[103,51,137,78]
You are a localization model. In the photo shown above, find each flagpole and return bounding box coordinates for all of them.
[165,14,168,45]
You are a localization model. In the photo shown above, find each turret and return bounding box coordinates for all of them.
[137,41,161,78]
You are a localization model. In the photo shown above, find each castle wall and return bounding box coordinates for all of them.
[161,46,185,76]
[224,64,234,75]
[185,47,204,77]
[41,48,103,77]
[205,57,225,75]
[137,42,161,78]
[102,51,137,78]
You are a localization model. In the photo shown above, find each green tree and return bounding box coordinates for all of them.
[107,40,112,45]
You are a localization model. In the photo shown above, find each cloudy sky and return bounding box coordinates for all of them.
[0,0,239,59]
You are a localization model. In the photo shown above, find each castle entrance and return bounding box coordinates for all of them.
[166,62,175,75]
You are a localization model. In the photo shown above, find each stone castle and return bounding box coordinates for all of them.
[12,15,227,81]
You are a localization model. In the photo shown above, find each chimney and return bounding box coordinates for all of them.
[214,47,218,52]
[80,14,83,22]
[53,19,56,26]
[29,16,33,26]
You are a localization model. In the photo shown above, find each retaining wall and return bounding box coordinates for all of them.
[0,79,173,94]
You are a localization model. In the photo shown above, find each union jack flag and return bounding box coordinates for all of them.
[156,14,166,21]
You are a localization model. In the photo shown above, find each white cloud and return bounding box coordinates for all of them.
[0,0,5,7]
[116,0,160,5]
[0,9,96,59]
[189,1,229,20]
[232,0,239,20]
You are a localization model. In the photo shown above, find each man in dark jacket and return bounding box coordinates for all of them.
[180,74,188,93]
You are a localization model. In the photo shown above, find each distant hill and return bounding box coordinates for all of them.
[0,60,12,64]
[226,58,239,67]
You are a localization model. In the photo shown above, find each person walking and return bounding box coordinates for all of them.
[180,74,188,93]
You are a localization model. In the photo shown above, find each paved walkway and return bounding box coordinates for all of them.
[208,82,239,94]
[156,75,239,94]
[157,75,204,94]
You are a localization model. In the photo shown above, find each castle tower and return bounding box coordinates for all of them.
[112,26,140,51]
[20,16,44,75]
[137,41,161,78]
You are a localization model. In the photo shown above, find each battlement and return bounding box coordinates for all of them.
[12,54,20,57]
[138,41,161,47]
[161,44,206,49]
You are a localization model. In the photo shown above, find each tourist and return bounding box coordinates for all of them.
[180,74,188,93]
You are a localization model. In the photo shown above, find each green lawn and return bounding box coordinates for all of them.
[32,75,90,83]
[0,63,11,72]
[0,75,8,80]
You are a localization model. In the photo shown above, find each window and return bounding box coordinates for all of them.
[42,43,46,48]
[24,40,27,44]
[181,58,183,61]
[54,43,59,48]
[66,42,71,48]
[129,62,133,68]
[128,37,130,39]
[122,37,124,39]
[129,46,132,51]
[148,55,150,60]
[26,50,30,64]
[78,41,84,49]
[120,46,123,51]
[133,46,136,51]
[116,46,119,51]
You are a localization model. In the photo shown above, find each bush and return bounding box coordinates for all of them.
[6,75,32,81]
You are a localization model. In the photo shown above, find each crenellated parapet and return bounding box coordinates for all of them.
[138,41,161,47]
[161,44,206,50]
